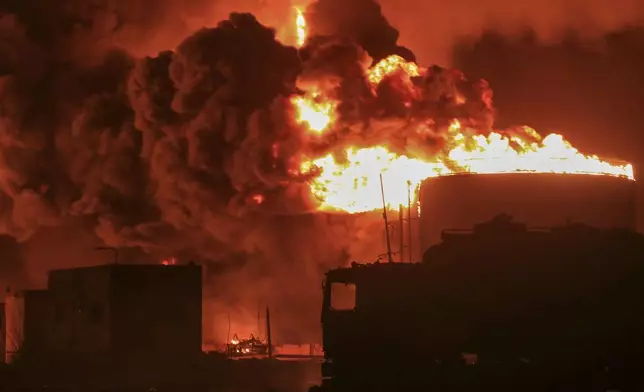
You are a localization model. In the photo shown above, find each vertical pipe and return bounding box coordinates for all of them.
[227,313,231,358]
[379,174,394,263]
[399,204,404,262]
[407,181,413,262]
[266,307,273,359]
[257,304,261,339]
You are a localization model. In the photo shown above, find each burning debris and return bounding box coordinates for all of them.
[227,333,270,357]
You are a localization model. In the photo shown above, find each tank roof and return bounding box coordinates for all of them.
[424,171,635,181]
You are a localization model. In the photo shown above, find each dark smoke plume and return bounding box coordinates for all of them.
[373,0,644,65]
[0,0,417,343]
[294,0,496,166]
[304,0,415,63]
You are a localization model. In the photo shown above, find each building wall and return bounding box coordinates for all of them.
[14,263,202,370]
[22,291,50,355]
[0,303,4,363]
[109,264,202,364]
[47,267,112,356]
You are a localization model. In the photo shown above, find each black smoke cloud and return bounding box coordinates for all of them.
[295,0,495,164]
[0,0,429,343]
[375,0,644,65]
[304,0,415,63]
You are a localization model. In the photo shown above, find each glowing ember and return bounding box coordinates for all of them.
[285,8,634,214]
[161,257,177,266]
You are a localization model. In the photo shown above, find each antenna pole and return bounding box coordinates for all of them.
[399,204,404,262]
[407,181,413,262]
[266,307,273,359]
[257,304,261,340]
[379,174,394,263]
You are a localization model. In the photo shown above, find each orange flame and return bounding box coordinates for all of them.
[161,257,177,266]
[285,14,634,214]
[292,87,337,133]
[301,119,633,213]
[294,7,307,47]
[367,55,420,86]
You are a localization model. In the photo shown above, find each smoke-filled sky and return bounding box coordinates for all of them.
[10,0,638,64]
[1,0,643,344]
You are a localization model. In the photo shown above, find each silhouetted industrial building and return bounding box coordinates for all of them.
[317,215,644,391]
[5,263,202,386]
[48,263,202,361]
[418,173,636,248]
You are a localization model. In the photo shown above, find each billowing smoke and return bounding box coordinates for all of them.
[304,0,415,62]
[379,0,644,64]
[1,0,641,345]
[1,0,441,344]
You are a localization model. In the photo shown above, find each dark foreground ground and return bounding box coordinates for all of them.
[0,354,322,392]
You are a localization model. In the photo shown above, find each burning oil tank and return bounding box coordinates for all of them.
[418,173,636,250]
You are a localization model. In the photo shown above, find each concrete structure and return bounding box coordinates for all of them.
[418,173,636,251]
[5,263,202,379]
[4,289,49,363]
[46,263,202,363]
[0,302,4,363]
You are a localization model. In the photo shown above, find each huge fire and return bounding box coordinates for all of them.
[285,9,634,214]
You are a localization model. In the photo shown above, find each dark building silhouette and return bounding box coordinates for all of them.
[9,263,202,388]
[418,173,636,249]
[46,264,202,362]
[0,302,4,364]
[315,216,644,391]
[20,290,49,357]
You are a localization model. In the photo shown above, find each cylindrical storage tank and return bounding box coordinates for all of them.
[418,173,636,251]
[4,291,24,364]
